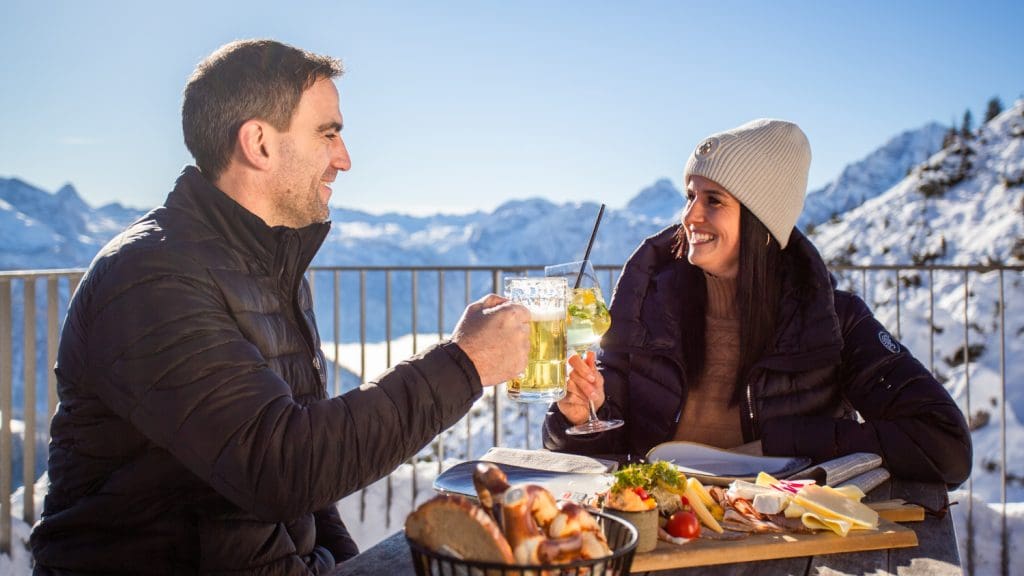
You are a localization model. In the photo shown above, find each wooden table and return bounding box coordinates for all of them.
[330,477,959,576]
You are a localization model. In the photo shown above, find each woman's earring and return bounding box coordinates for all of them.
[766,232,772,247]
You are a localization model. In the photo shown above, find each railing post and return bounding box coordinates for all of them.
[23,279,36,523]
[465,270,472,460]
[929,269,935,373]
[411,271,418,354]
[359,271,366,386]
[963,270,974,576]
[492,269,502,448]
[47,277,58,419]
[332,270,340,397]
[999,270,1007,576]
[358,270,367,525]
[1,279,12,555]
[894,269,902,340]
[437,271,445,473]
[409,269,419,509]
[385,271,392,369]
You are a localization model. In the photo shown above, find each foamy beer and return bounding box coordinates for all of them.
[505,276,568,403]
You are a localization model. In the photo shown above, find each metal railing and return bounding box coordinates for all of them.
[0,269,82,557]
[2,263,1021,575]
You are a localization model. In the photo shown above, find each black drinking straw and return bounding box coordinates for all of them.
[575,204,605,289]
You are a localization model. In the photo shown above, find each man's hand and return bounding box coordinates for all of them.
[557,351,605,425]
[451,294,531,387]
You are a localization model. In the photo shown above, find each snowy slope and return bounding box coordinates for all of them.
[810,100,1024,503]
[799,123,948,229]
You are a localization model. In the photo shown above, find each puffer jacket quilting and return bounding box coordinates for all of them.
[543,224,971,485]
[32,166,483,574]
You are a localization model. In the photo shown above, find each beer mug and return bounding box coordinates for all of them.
[504,276,568,403]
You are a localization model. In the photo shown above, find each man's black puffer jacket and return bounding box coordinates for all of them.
[31,167,483,574]
[544,224,972,485]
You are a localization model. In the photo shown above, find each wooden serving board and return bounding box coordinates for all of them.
[631,518,918,571]
[868,499,926,523]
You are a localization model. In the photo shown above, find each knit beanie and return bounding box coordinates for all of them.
[684,119,811,249]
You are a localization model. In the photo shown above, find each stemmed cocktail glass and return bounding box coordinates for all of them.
[544,260,623,435]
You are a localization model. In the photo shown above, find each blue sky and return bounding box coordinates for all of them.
[1,0,1021,215]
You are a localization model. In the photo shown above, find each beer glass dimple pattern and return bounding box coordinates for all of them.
[505,276,568,403]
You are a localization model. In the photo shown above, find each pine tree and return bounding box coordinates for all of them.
[960,109,973,139]
[942,126,958,149]
[984,97,1003,122]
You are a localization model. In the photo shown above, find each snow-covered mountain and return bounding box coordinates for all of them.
[799,123,947,229]
[0,179,140,270]
[810,99,1024,503]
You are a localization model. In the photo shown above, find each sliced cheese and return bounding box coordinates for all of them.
[792,484,879,530]
[801,512,853,537]
[832,485,866,502]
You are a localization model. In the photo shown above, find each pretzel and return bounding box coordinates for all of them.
[549,502,612,558]
[472,462,511,525]
[503,485,583,565]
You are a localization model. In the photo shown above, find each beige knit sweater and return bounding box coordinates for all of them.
[673,273,744,448]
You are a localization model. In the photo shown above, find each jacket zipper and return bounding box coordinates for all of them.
[745,383,757,440]
[279,232,325,389]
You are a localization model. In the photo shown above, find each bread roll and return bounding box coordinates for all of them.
[405,494,515,564]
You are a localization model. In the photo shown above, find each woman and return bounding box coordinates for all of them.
[543,119,972,485]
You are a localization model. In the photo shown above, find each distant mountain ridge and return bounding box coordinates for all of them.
[1,119,953,272]
[799,122,948,229]
[0,178,139,269]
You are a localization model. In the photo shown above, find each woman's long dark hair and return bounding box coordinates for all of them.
[673,205,784,404]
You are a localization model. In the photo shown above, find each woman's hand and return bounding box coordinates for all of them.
[557,351,606,425]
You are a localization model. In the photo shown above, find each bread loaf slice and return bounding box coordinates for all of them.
[405,494,515,564]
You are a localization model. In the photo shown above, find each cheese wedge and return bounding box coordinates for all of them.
[752,492,790,515]
[728,479,775,501]
[684,482,724,533]
[792,484,879,530]
[686,477,715,507]
[784,502,807,518]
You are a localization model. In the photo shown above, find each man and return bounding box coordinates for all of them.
[30,39,531,574]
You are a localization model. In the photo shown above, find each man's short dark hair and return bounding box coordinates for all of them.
[182,39,343,180]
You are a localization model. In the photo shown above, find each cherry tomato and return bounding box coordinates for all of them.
[633,487,650,500]
[665,510,701,539]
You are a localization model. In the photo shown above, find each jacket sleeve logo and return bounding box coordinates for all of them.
[878,330,901,354]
